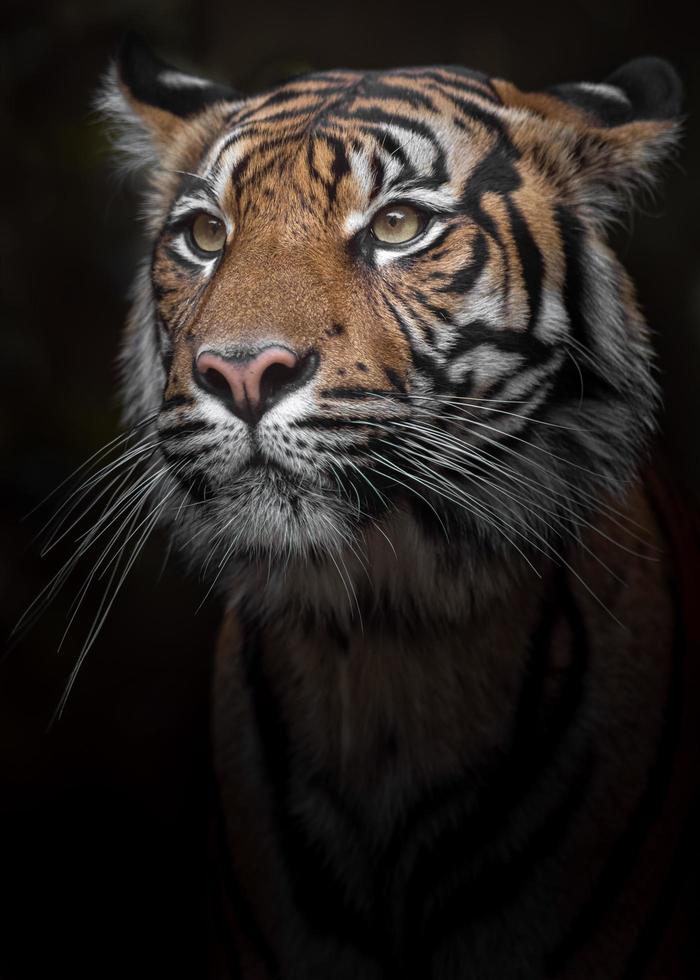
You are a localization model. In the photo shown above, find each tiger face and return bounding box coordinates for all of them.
[103,39,680,604]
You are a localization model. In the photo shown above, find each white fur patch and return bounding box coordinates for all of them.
[158,69,214,89]
[578,82,631,106]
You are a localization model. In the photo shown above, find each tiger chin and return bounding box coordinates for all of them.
[101,36,699,980]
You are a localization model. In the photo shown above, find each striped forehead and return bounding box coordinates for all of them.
[196,68,503,208]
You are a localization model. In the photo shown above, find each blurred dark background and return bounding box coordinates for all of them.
[1,1,699,977]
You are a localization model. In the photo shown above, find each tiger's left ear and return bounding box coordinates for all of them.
[98,34,241,173]
[497,57,683,225]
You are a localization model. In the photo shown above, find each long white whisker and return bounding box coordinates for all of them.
[408,412,652,543]
[396,435,627,587]
[51,486,175,723]
[24,412,158,520]
[390,419,652,558]
[39,442,160,555]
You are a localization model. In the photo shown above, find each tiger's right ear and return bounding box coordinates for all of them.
[98,34,241,172]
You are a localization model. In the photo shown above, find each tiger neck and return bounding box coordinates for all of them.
[229,507,539,635]
[226,538,553,823]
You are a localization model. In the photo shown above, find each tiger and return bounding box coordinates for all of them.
[99,35,700,979]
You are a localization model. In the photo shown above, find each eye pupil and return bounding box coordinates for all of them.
[191,213,226,253]
[371,204,424,244]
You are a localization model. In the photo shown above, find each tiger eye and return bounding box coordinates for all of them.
[371,204,424,244]
[190,213,226,253]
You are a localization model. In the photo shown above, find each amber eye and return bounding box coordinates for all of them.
[370,203,426,245]
[189,213,226,254]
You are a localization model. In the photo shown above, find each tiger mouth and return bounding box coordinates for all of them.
[232,454,335,501]
[246,453,294,477]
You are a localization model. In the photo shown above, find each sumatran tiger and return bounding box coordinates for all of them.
[96,36,699,979]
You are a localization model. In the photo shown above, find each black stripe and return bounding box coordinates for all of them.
[156,317,173,376]
[163,245,203,274]
[369,151,386,201]
[305,137,321,184]
[371,582,561,886]
[473,341,561,405]
[306,135,352,207]
[422,224,457,258]
[554,203,594,352]
[416,67,501,104]
[335,108,448,183]
[253,85,346,109]
[448,94,511,138]
[448,319,551,363]
[243,619,382,958]
[436,229,488,294]
[161,393,194,411]
[338,107,439,146]
[365,127,410,170]
[506,198,543,332]
[395,573,589,957]
[158,418,213,438]
[406,750,596,979]
[159,442,218,461]
[384,296,453,391]
[230,150,254,186]
[329,136,351,184]
[461,144,544,331]
[361,82,440,113]
[459,144,521,245]
[230,106,327,127]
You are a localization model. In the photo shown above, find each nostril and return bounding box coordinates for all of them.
[259,359,299,400]
[261,351,319,405]
[200,365,233,401]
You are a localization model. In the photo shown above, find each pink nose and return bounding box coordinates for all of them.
[195,347,313,424]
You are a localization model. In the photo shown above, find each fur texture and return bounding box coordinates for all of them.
[101,40,699,979]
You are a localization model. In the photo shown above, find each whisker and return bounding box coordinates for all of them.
[23,412,158,520]
[377,447,542,575]
[396,435,628,587]
[51,483,177,724]
[390,420,653,557]
[39,441,160,555]
[366,450,450,542]
[390,440,624,624]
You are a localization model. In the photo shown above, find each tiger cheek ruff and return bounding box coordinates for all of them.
[101,36,699,979]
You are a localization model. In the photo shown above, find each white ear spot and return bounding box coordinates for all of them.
[578,82,632,107]
[158,70,214,90]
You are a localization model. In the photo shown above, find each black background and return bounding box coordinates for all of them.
[2,1,699,977]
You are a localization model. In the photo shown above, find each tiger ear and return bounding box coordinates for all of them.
[498,58,683,226]
[547,57,683,127]
[98,34,241,173]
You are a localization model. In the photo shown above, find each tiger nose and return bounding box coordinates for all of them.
[194,347,317,425]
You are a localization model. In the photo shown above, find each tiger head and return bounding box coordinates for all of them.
[101,37,681,616]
